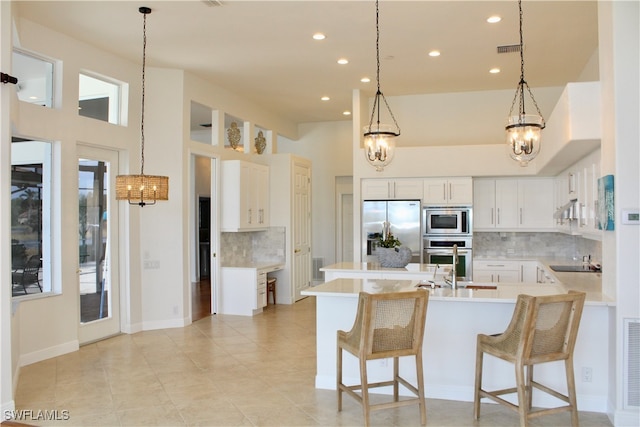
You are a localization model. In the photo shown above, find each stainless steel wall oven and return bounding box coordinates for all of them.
[423,236,472,280]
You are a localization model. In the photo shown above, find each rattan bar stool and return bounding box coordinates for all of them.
[474,290,586,427]
[337,290,429,426]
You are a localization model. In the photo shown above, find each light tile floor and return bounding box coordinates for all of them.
[14,297,612,426]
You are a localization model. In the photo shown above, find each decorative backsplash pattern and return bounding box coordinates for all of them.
[474,232,602,262]
[221,226,286,265]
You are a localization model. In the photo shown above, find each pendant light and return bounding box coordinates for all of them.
[363,0,400,172]
[505,0,545,167]
[116,6,169,206]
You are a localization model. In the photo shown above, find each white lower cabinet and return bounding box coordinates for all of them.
[474,260,556,284]
[221,267,269,316]
[473,260,522,283]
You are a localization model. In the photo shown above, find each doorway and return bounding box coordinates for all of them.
[192,154,216,321]
[77,145,120,344]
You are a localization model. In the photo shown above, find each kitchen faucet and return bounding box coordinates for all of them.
[451,244,458,290]
[444,244,459,290]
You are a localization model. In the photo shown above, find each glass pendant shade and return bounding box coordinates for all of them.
[506,114,543,166]
[364,124,397,172]
[504,0,545,167]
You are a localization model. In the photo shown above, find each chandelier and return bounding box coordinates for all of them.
[116,7,169,206]
[363,0,400,172]
[505,0,545,167]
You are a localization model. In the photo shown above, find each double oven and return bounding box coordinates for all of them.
[423,206,473,280]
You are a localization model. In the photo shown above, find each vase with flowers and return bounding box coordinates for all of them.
[375,221,412,268]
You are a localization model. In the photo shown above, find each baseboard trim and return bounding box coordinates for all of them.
[18,340,79,367]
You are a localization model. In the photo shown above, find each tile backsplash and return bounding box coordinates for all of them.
[474,232,602,262]
[221,226,286,265]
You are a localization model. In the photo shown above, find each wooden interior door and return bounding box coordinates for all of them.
[293,161,311,301]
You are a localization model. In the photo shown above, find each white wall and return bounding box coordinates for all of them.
[10,18,142,358]
[598,2,640,424]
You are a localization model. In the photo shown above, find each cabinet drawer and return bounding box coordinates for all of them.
[474,260,520,270]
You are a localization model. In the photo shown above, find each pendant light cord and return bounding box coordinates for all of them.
[140,7,149,176]
[366,0,400,135]
[507,0,545,126]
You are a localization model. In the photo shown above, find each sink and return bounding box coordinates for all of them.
[456,281,497,290]
[416,280,497,290]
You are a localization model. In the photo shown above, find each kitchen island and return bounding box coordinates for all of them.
[301,274,613,413]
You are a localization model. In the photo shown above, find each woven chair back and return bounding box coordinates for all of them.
[357,291,428,360]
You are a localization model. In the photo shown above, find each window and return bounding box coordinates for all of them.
[11,139,52,297]
[79,72,126,125]
[12,49,54,108]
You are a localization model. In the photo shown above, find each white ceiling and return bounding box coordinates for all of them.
[14,1,598,133]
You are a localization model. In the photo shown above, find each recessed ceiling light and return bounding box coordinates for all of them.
[312,33,326,40]
[337,58,349,65]
[361,77,371,83]
[489,68,501,74]
[487,15,501,24]
[428,50,441,57]
[321,96,330,101]
[343,111,351,116]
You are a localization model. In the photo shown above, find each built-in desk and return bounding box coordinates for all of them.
[302,277,612,413]
[220,262,284,316]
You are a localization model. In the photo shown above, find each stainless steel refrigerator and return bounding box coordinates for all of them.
[362,200,422,264]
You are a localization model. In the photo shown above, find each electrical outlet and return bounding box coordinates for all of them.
[582,367,593,382]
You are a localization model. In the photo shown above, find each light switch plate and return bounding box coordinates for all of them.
[621,209,639,225]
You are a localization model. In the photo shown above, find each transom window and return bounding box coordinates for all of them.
[79,72,126,125]
[12,49,54,108]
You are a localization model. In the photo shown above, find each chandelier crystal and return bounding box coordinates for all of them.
[363,0,400,172]
[116,7,169,206]
[505,0,545,167]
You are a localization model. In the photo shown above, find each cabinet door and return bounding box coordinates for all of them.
[447,178,473,205]
[494,270,520,283]
[473,179,496,229]
[518,178,554,229]
[221,161,251,231]
[362,179,391,199]
[520,261,538,283]
[254,165,270,226]
[393,179,423,200]
[495,180,518,228]
[473,270,495,282]
[423,178,447,205]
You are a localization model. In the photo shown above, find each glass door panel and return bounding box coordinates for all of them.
[78,146,120,343]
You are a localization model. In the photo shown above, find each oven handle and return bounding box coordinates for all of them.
[426,249,472,255]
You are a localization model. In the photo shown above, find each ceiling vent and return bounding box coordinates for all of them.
[497,44,522,54]
[202,0,224,6]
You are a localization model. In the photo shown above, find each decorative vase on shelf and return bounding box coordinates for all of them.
[375,246,412,268]
[227,121,241,150]
[255,130,266,154]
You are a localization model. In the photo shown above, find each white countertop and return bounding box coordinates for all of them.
[320,262,451,274]
[222,261,284,271]
[301,278,611,306]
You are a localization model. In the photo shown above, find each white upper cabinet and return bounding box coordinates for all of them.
[362,179,423,200]
[474,178,554,231]
[517,178,555,229]
[423,177,473,206]
[555,148,601,237]
[221,160,270,231]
